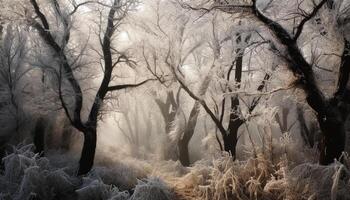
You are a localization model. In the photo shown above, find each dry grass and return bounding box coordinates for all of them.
[161,136,350,200]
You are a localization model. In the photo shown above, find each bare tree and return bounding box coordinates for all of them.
[138,1,275,161]
[0,25,30,155]
[249,0,350,164]
[139,1,215,165]
[184,0,350,164]
[28,0,154,175]
[154,91,179,135]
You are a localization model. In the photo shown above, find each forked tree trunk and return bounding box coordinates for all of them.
[178,75,211,166]
[155,91,178,160]
[178,102,201,166]
[78,128,97,175]
[155,91,178,134]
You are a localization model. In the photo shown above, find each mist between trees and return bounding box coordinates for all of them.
[0,0,350,199]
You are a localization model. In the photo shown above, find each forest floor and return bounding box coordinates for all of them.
[1,144,350,200]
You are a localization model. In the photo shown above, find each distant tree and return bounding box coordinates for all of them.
[168,19,273,160]
[115,96,156,158]
[0,25,29,151]
[138,0,275,162]
[152,90,181,161]
[138,0,213,165]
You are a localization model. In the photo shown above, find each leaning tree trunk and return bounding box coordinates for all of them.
[178,74,211,166]
[78,128,97,175]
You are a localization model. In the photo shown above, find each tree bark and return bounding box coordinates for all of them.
[225,97,244,158]
[178,141,190,166]
[33,117,46,155]
[318,111,345,164]
[178,102,201,166]
[61,118,73,151]
[224,32,244,159]
[155,91,177,134]
[78,128,97,175]
[177,73,211,166]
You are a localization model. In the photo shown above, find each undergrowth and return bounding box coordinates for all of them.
[1,139,350,200]
[169,142,350,200]
[0,144,174,200]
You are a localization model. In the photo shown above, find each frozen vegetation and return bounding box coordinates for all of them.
[0,145,173,200]
[1,141,350,199]
[1,0,350,199]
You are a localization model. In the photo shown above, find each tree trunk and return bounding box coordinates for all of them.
[225,96,244,159]
[178,141,190,166]
[33,117,46,155]
[0,23,3,40]
[155,91,179,160]
[155,91,177,134]
[318,107,346,164]
[61,119,73,151]
[78,128,97,175]
[319,39,350,164]
[178,102,201,166]
[345,114,350,154]
[223,31,244,159]
[177,74,211,166]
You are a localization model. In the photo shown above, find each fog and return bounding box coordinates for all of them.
[0,0,350,199]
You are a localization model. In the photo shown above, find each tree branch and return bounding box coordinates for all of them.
[251,0,327,116]
[249,73,271,113]
[30,0,85,131]
[293,0,328,41]
[69,1,96,15]
[167,58,227,136]
[30,0,50,30]
[107,78,157,91]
